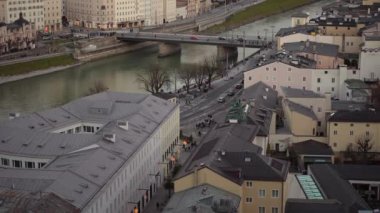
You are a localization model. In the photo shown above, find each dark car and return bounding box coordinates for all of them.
[218,36,226,40]
[227,89,235,96]
[237,38,244,42]
[235,84,243,89]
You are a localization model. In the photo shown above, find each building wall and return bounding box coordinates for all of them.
[283,102,317,136]
[176,5,187,19]
[163,0,176,22]
[0,0,6,22]
[291,17,308,27]
[0,23,36,54]
[277,33,362,54]
[318,25,359,36]
[328,121,380,152]
[243,180,283,213]
[44,0,62,32]
[286,95,331,135]
[6,0,44,30]
[359,47,380,80]
[296,52,343,69]
[244,62,313,95]
[362,0,380,5]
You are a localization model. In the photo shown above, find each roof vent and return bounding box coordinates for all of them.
[221,151,226,156]
[8,112,20,120]
[74,189,83,194]
[48,118,57,123]
[117,120,128,131]
[103,133,116,143]
[263,95,267,100]
[245,157,251,162]
[98,165,106,170]
[90,173,99,178]
[265,88,269,92]
[200,162,205,166]
[217,157,222,162]
[201,186,208,195]
[79,183,89,189]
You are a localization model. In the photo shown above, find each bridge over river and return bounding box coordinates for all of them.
[116,32,270,57]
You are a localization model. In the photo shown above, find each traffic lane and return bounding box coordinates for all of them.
[180,74,243,119]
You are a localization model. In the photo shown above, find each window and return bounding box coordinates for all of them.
[350,131,354,135]
[259,189,266,198]
[249,76,252,81]
[246,181,253,187]
[266,67,269,71]
[273,67,276,71]
[25,161,35,168]
[350,123,354,127]
[334,123,338,126]
[288,68,291,71]
[353,70,356,75]
[366,131,370,136]
[273,85,276,90]
[245,197,253,203]
[332,87,335,92]
[318,121,321,127]
[333,130,337,135]
[272,207,279,213]
[332,78,335,83]
[288,77,291,81]
[67,129,73,134]
[12,160,22,168]
[324,71,328,74]
[317,87,320,92]
[317,78,321,83]
[272,190,279,198]
[366,124,370,127]
[333,142,337,147]
[318,107,321,112]
[38,162,46,168]
[75,126,81,133]
[302,86,306,90]
[303,77,306,81]
[1,158,9,166]
[259,207,266,213]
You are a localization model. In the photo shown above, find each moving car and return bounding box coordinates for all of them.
[227,89,235,96]
[217,95,226,103]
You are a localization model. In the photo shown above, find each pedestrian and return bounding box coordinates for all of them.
[156,202,160,210]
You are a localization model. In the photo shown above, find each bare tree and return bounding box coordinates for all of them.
[202,55,218,88]
[193,64,206,90]
[346,134,374,163]
[137,64,171,94]
[87,81,108,95]
[178,65,194,94]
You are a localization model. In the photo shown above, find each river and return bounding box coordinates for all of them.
[0,0,331,120]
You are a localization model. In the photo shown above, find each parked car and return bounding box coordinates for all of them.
[227,89,235,96]
[218,36,226,40]
[217,95,226,103]
[237,38,244,42]
[235,84,243,89]
[190,36,198,40]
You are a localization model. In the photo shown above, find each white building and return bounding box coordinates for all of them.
[244,55,359,100]
[359,25,380,82]
[0,92,180,213]
[4,0,45,30]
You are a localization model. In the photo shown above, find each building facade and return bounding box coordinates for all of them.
[327,111,380,153]
[43,0,62,32]
[0,0,6,22]
[0,92,180,213]
[5,0,44,30]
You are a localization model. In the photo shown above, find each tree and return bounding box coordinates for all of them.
[87,81,108,95]
[137,63,171,94]
[193,64,206,90]
[346,134,374,163]
[202,55,218,88]
[178,65,194,93]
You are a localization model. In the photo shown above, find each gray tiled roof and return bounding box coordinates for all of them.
[328,110,380,123]
[283,41,339,57]
[309,164,370,213]
[282,87,324,98]
[0,91,178,209]
[177,124,289,184]
[284,100,318,120]
[285,199,345,213]
[291,140,334,156]
[331,164,380,182]
[163,184,240,213]
[275,25,318,37]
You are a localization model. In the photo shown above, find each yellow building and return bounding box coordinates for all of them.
[327,110,380,153]
[174,124,290,213]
